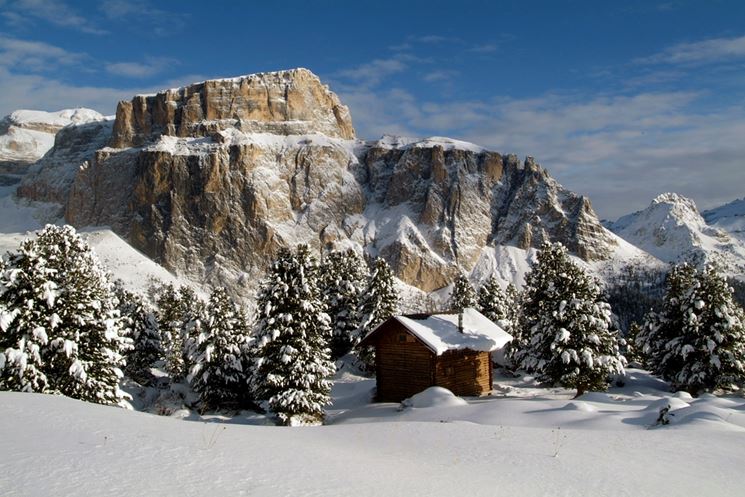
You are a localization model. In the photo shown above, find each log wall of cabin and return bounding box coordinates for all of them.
[374,322,434,402]
[433,350,492,397]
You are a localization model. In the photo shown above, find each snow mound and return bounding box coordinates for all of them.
[644,397,691,412]
[401,387,468,408]
[561,401,597,412]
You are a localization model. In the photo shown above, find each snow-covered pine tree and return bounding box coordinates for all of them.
[156,283,187,380]
[155,284,204,381]
[114,282,162,385]
[320,249,367,359]
[639,264,745,394]
[251,245,335,425]
[513,242,625,396]
[478,276,511,329]
[450,273,478,311]
[356,257,400,370]
[636,263,698,379]
[505,283,522,324]
[189,288,252,410]
[0,225,129,405]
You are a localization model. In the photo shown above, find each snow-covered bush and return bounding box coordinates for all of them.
[638,263,745,394]
[0,225,129,406]
[189,288,252,410]
[250,245,335,425]
[320,249,367,359]
[356,257,400,370]
[511,242,626,396]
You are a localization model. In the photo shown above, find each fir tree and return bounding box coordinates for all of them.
[320,249,367,359]
[189,288,252,410]
[478,276,511,329]
[155,284,204,381]
[0,225,129,405]
[636,263,698,379]
[513,242,625,396]
[356,257,400,370]
[638,264,745,394]
[251,245,335,425]
[450,273,478,311]
[114,282,162,385]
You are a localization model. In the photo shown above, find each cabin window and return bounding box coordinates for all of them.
[398,334,407,342]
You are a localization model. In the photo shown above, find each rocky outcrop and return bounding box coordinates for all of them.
[18,68,619,294]
[109,68,355,148]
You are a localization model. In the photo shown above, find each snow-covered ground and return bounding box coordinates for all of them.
[1,368,743,497]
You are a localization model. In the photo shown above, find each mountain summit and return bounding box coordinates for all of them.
[17,68,624,295]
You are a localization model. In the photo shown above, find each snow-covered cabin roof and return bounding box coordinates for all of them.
[361,308,513,356]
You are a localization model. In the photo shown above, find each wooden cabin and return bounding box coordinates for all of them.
[359,308,512,402]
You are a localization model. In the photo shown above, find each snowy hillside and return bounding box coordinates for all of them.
[607,193,745,277]
[704,197,745,243]
[0,108,105,166]
[2,369,744,497]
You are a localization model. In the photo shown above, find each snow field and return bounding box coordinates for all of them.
[2,368,744,497]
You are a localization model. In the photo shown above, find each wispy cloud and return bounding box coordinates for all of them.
[4,0,106,34]
[335,57,409,87]
[105,57,178,79]
[99,0,189,36]
[467,43,499,54]
[422,70,458,83]
[635,34,745,66]
[0,36,87,71]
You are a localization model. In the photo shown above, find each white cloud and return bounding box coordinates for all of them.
[635,34,745,66]
[335,58,408,87]
[105,57,178,78]
[0,36,87,71]
[7,0,106,34]
[422,70,458,83]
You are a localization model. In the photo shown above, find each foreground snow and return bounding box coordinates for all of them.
[2,369,744,497]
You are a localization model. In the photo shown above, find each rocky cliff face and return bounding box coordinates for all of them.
[109,68,354,148]
[18,68,618,294]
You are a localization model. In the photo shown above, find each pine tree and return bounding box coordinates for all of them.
[636,263,698,379]
[638,264,745,394]
[251,245,335,425]
[114,282,162,385]
[155,284,204,381]
[320,249,367,359]
[450,273,478,311]
[356,257,400,370]
[505,283,522,326]
[189,288,252,410]
[512,242,625,396]
[478,276,511,329]
[0,225,129,405]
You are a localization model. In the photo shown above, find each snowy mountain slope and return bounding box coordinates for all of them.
[0,108,105,169]
[2,369,745,497]
[607,193,745,277]
[704,197,745,243]
[0,185,189,298]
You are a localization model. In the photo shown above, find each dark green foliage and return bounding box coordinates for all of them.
[356,257,400,370]
[251,245,335,425]
[320,249,367,359]
[450,273,478,312]
[189,288,252,410]
[637,263,745,394]
[511,242,625,396]
[0,225,128,405]
[478,276,511,329]
[115,282,162,385]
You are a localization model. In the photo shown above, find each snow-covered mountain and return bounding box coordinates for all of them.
[703,197,745,243]
[607,193,745,277]
[12,68,648,298]
[0,109,105,170]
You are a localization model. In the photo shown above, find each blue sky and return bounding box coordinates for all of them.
[0,0,744,218]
